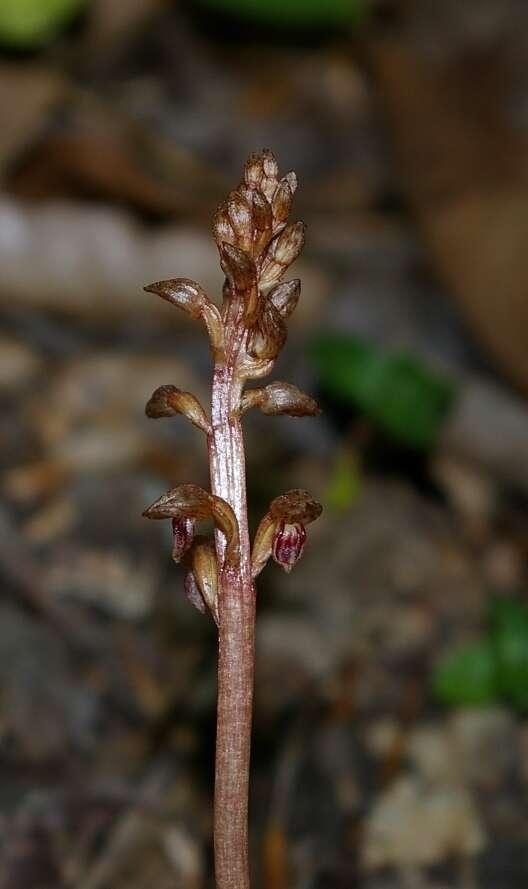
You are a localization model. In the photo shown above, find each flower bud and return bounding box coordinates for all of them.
[246,382,320,417]
[260,223,305,288]
[146,385,210,433]
[262,149,279,180]
[244,152,264,189]
[268,279,300,319]
[260,150,279,201]
[250,189,273,255]
[251,189,272,234]
[272,179,294,226]
[227,191,253,251]
[171,517,195,562]
[144,278,205,319]
[220,243,257,293]
[143,483,212,521]
[273,221,305,266]
[247,301,287,361]
[213,206,236,247]
[272,520,306,572]
[285,170,298,195]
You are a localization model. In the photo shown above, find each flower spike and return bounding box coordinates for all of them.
[142,150,322,889]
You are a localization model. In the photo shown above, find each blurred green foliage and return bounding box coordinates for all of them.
[326,449,362,511]
[310,335,456,450]
[434,598,528,712]
[0,0,86,48]
[197,0,368,28]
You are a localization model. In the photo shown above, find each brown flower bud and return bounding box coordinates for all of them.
[268,279,300,319]
[227,191,253,252]
[260,222,305,288]
[247,301,287,361]
[251,189,272,234]
[272,178,294,226]
[191,539,219,625]
[244,152,264,189]
[146,385,210,433]
[239,382,320,417]
[273,221,305,266]
[262,149,279,180]
[272,520,306,572]
[285,170,298,195]
[143,483,212,521]
[250,189,273,255]
[259,150,280,202]
[220,243,257,293]
[213,206,236,248]
[269,489,322,525]
[144,278,205,319]
[171,517,195,562]
[184,571,206,615]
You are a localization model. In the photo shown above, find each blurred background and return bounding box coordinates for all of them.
[1,1,528,887]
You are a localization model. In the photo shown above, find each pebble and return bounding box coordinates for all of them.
[363,776,484,870]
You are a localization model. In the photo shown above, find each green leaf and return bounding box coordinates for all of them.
[491,597,528,712]
[310,334,456,450]
[195,0,368,28]
[433,640,499,707]
[0,0,86,48]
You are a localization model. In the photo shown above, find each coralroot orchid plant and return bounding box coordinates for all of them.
[143,150,322,889]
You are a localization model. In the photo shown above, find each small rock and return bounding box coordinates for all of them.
[363,776,485,870]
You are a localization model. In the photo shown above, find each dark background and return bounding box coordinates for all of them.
[1,1,528,887]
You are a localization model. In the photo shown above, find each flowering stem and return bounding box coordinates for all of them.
[209,355,255,889]
[142,150,322,889]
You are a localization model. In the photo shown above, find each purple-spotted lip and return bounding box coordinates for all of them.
[272,520,307,572]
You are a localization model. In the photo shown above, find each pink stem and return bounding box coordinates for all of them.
[208,354,255,889]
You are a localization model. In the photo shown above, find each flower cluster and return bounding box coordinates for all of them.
[142,150,322,620]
